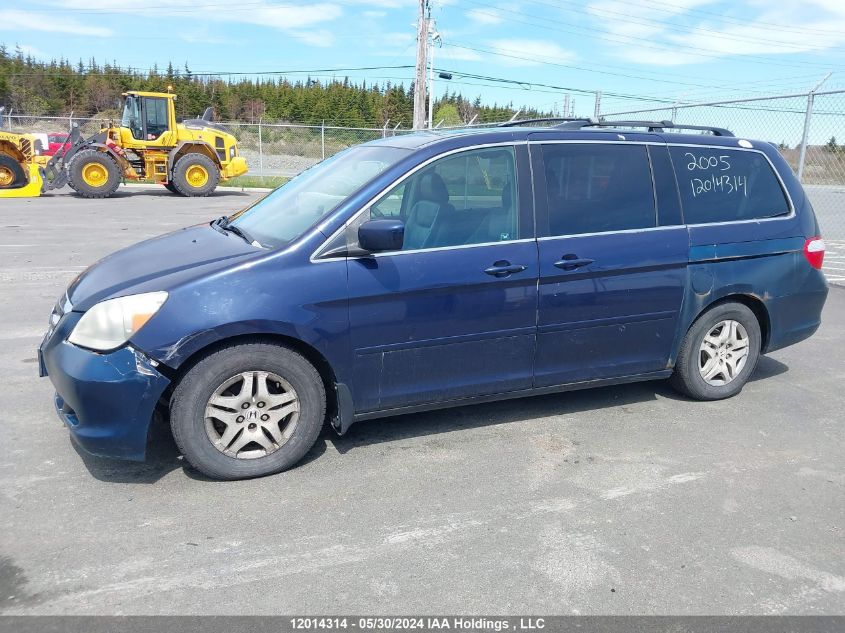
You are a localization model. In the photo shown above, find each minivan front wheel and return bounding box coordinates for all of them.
[170,343,326,480]
[670,302,761,400]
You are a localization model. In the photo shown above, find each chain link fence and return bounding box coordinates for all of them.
[1,113,410,179]
[4,94,843,283]
[600,90,845,186]
[3,113,111,142]
[215,122,408,177]
[600,90,845,285]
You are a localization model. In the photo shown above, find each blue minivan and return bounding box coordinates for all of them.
[39,120,829,479]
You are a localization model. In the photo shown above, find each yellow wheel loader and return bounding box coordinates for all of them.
[0,130,46,198]
[45,91,248,198]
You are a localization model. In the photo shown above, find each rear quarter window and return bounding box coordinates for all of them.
[669,146,790,224]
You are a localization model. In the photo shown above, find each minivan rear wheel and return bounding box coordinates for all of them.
[670,301,761,400]
[170,343,326,480]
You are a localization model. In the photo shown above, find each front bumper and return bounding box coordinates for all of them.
[39,312,170,461]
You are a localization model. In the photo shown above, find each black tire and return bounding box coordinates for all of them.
[0,154,27,189]
[171,153,220,197]
[670,301,762,400]
[67,149,121,198]
[170,343,326,480]
[163,182,180,194]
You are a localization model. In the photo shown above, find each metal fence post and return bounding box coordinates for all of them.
[258,117,263,176]
[797,92,815,183]
[321,120,325,160]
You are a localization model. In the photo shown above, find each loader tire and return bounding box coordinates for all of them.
[0,154,27,189]
[67,150,121,198]
[164,182,180,194]
[171,153,219,197]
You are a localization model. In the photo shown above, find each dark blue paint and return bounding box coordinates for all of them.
[39,126,829,462]
[534,229,689,384]
[347,241,539,411]
[40,312,169,460]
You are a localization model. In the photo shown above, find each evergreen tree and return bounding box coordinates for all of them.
[0,46,553,126]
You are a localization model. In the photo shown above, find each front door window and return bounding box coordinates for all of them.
[368,146,518,250]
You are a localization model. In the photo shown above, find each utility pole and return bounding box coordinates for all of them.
[562,94,570,120]
[413,0,429,130]
[427,15,440,129]
[593,91,602,119]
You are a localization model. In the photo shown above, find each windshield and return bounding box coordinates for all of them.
[228,145,411,248]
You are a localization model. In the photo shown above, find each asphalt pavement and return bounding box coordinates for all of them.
[0,186,843,615]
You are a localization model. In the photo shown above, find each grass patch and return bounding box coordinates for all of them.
[220,175,288,189]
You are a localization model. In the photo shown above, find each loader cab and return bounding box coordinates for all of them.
[119,92,177,145]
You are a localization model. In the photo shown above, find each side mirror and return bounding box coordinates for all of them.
[358,219,404,253]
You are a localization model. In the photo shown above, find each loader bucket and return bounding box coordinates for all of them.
[0,163,43,198]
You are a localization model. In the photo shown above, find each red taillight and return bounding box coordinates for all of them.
[803,237,825,270]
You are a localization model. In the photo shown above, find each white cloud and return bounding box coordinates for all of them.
[440,45,484,62]
[337,0,404,7]
[231,4,342,30]
[466,8,504,26]
[588,0,845,66]
[24,1,342,44]
[379,32,415,46]
[289,29,336,47]
[0,10,113,37]
[488,39,577,67]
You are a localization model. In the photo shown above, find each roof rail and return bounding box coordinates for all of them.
[556,119,734,137]
[498,117,592,128]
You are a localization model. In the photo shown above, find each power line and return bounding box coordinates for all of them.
[450,0,845,69]
[0,64,416,78]
[444,41,820,94]
[434,67,678,104]
[632,0,845,37]
[520,0,845,43]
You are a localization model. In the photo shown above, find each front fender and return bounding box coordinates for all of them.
[128,257,351,384]
[145,318,332,369]
[167,141,221,176]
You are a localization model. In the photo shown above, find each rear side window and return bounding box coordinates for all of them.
[540,144,656,236]
[669,146,790,224]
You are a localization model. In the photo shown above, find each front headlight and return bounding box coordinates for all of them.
[68,291,168,351]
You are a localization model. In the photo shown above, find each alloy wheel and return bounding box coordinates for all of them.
[698,319,750,386]
[204,371,300,459]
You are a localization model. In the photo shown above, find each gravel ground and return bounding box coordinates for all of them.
[239,149,320,178]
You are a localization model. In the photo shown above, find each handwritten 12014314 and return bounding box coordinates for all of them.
[683,152,748,198]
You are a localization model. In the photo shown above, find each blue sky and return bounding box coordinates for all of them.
[4,0,845,129]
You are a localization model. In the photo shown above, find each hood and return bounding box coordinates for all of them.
[68,224,262,311]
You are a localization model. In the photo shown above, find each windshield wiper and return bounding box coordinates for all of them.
[212,216,261,247]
